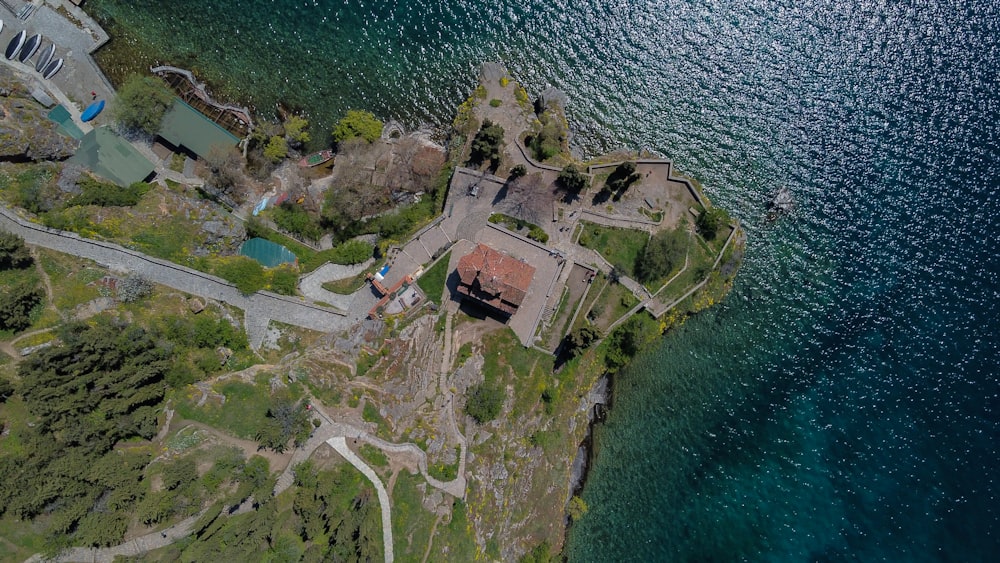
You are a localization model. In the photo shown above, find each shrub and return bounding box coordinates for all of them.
[272,202,322,241]
[215,256,267,295]
[116,275,153,303]
[0,280,43,331]
[0,232,33,270]
[509,164,527,180]
[333,110,383,144]
[489,99,502,107]
[465,383,504,424]
[284,115,311,145]
[527,226,549,243]
[469,119,505,167]
[268,265,299,296]
[527,110,565,161]
[330,240,372,265]
[264,135,289,162]
[71,178,152,207]
[567,496,588,521]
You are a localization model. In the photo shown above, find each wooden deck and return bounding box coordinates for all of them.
[152,65,253,137]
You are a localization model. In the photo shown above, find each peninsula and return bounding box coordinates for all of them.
[0,6,742,560]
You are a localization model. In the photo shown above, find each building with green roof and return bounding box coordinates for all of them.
[68,127,155,187]
[158,98,240,159]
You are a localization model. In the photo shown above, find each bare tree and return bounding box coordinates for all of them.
[495,172,551,226]
[202,146,246,204]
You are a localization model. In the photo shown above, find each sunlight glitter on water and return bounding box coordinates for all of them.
[84,0,1000,560]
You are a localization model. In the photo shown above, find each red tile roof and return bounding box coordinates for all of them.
[456,243,536,315]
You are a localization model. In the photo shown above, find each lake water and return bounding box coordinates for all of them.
[86,0,1000,560]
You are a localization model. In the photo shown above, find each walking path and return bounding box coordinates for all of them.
[298,259,374,311]
[0,206,351,340]
[327,436,394,563]
[24,513,205,563]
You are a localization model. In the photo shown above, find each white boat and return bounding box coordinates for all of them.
[42,57,63,79]
[35,43,54,72]
[18,33,40,62]
[5,29,25,60]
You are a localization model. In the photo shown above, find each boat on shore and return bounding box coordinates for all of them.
[298,149,335,167]
[35,43,54,72]
[5,30,25,60]
[81,99,105,122]
[42,57,63,79]
[18,33,41,63]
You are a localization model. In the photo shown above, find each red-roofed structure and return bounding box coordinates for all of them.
[456,243,536,316]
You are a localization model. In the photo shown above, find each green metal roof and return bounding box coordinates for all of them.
[46,105,84,140]
[68,127,155,187]
[158,98,239,159]
[240,237,298,268]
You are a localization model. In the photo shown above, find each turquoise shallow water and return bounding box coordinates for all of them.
[87,0,1000,560]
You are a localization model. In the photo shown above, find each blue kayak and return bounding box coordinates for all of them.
[80,99,105,122]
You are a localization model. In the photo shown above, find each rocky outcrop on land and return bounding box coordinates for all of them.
[0,68,77,162]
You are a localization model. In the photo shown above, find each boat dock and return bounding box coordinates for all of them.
[152,65,254,137]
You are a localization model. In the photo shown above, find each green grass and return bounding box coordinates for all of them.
[305,379,344,408]
[169,153,186,173]
[453,342,472,369]
[174,380,274,441]
[362,400,392,437]
[355,349,382,378]
[488,213,549,243]
[0,515,48,561]
[434,500,476,561]
[581,281,640,333]
[427,447,460,481]
[416,252,450,305]
[391,471,438,563]
[479,328,554,419]
[322,268,375,295]
[358,444,389,467]
[576,221,650,278]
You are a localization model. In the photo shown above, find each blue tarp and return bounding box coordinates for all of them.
[239,237,297,268]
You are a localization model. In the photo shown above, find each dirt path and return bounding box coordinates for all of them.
[420,514,444,563]
[166,420,291,473]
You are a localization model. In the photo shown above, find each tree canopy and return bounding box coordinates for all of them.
[469,119,505,167]
[332,110,383,144]
[263,135,289,162]
[557,164,588,194]
[696,207,730,240]
[0,280,43,331]
[635,227,688,284]
[112,75,175,135]
[0,231,33,269]
[284,115,311,145]
[0,321,168,546]
[465,382,504,424]
[256,393,313,453]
